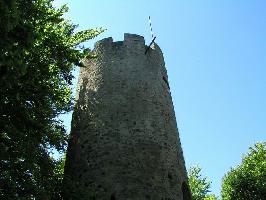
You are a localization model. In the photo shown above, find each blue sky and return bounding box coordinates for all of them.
[54,0,266,196]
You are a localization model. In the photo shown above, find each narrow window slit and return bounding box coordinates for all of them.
[163,76,170,89]
[111,193,116,200]
[182,182,192,200]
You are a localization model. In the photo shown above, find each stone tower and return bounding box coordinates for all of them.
[63,33,191,200]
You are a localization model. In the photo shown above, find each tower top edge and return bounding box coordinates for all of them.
[93,33,163,59]
[124,33,145,43]
[94,33,146,48]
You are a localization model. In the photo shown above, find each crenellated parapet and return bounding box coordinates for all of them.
[94,33,162,57]
[92,33,167,81]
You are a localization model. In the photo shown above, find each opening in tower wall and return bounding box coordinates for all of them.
[111,193,116,200]
[182,182,191,200]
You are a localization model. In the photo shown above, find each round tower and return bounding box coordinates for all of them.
[63,33,191,200]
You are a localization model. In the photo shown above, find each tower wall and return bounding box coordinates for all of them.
[63,33,191,200]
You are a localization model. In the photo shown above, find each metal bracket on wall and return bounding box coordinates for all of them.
[145,36,156,54]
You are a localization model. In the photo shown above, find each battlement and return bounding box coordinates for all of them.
[124,33,145,45]
[94,33,163,58]
[95,33,144,47]
[94,36,113,48]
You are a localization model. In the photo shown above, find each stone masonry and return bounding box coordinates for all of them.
[63,33,192,200]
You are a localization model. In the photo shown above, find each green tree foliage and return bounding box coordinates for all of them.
[188,166,218,200]
[221,142,266,200]
[204,194,218,200]
[0,0,103,199]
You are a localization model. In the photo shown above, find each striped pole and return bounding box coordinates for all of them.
[149,16,154,39]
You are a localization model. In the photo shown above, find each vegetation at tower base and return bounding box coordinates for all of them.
[0,0,103,199]
[188,166,218,200]
[221,142,266,200]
